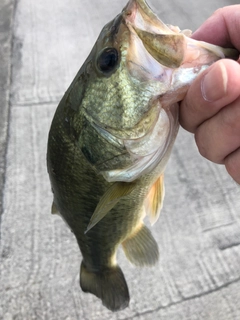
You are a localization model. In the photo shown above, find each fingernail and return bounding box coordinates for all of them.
[201,62,228,102]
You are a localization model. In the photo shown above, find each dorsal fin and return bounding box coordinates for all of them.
[144,174,165,225]
[85,182,136,233]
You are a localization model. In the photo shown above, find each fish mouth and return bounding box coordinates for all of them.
[123,0,238,69]
[95,0,238,183]
[123,0,186,69]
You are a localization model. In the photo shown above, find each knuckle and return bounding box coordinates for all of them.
[213,7,225,16]
[179,80,204,133]
[220,102,240,136]
[195,126,224,164]
[225,152,240,183]
[195,129,208,159]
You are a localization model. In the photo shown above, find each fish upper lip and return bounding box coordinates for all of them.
[123,0,174,35]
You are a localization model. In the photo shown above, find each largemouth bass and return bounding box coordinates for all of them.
[47,0,238,312]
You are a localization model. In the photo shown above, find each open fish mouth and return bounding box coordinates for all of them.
[92,0,238,183]
[123,0,187,69]
[123,0,238,68]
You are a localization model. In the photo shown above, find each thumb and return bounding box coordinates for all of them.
[179,59,240,133]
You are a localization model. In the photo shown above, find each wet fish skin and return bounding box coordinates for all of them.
[47,0,239,312]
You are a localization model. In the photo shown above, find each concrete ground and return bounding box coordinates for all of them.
[1,0,240,319]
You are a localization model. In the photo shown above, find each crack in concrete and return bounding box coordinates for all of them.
[219,242,240,251]
[122,276,240,319]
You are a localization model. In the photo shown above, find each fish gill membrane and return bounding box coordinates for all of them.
[47,0,239,312]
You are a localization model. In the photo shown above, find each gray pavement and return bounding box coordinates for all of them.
[1,0,240,319]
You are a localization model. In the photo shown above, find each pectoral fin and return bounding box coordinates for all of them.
[145,174,165,225]
[85,182,136,233]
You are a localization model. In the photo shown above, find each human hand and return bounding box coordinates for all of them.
[180,6,240,183]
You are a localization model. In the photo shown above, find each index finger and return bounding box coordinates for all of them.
[192,5,240,51]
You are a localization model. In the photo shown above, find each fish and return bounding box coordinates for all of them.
[47,0,238,312]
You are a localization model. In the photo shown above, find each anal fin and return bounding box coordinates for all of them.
[122,223,159,266]
[80,261,129,312]
[145,174,165,225]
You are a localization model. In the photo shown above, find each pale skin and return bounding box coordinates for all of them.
[180,5,240,183]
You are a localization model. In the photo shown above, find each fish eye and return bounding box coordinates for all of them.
[97,48,119,74]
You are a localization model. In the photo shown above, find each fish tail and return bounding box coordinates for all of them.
[80,261,130,312]
[122,223,159,266]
